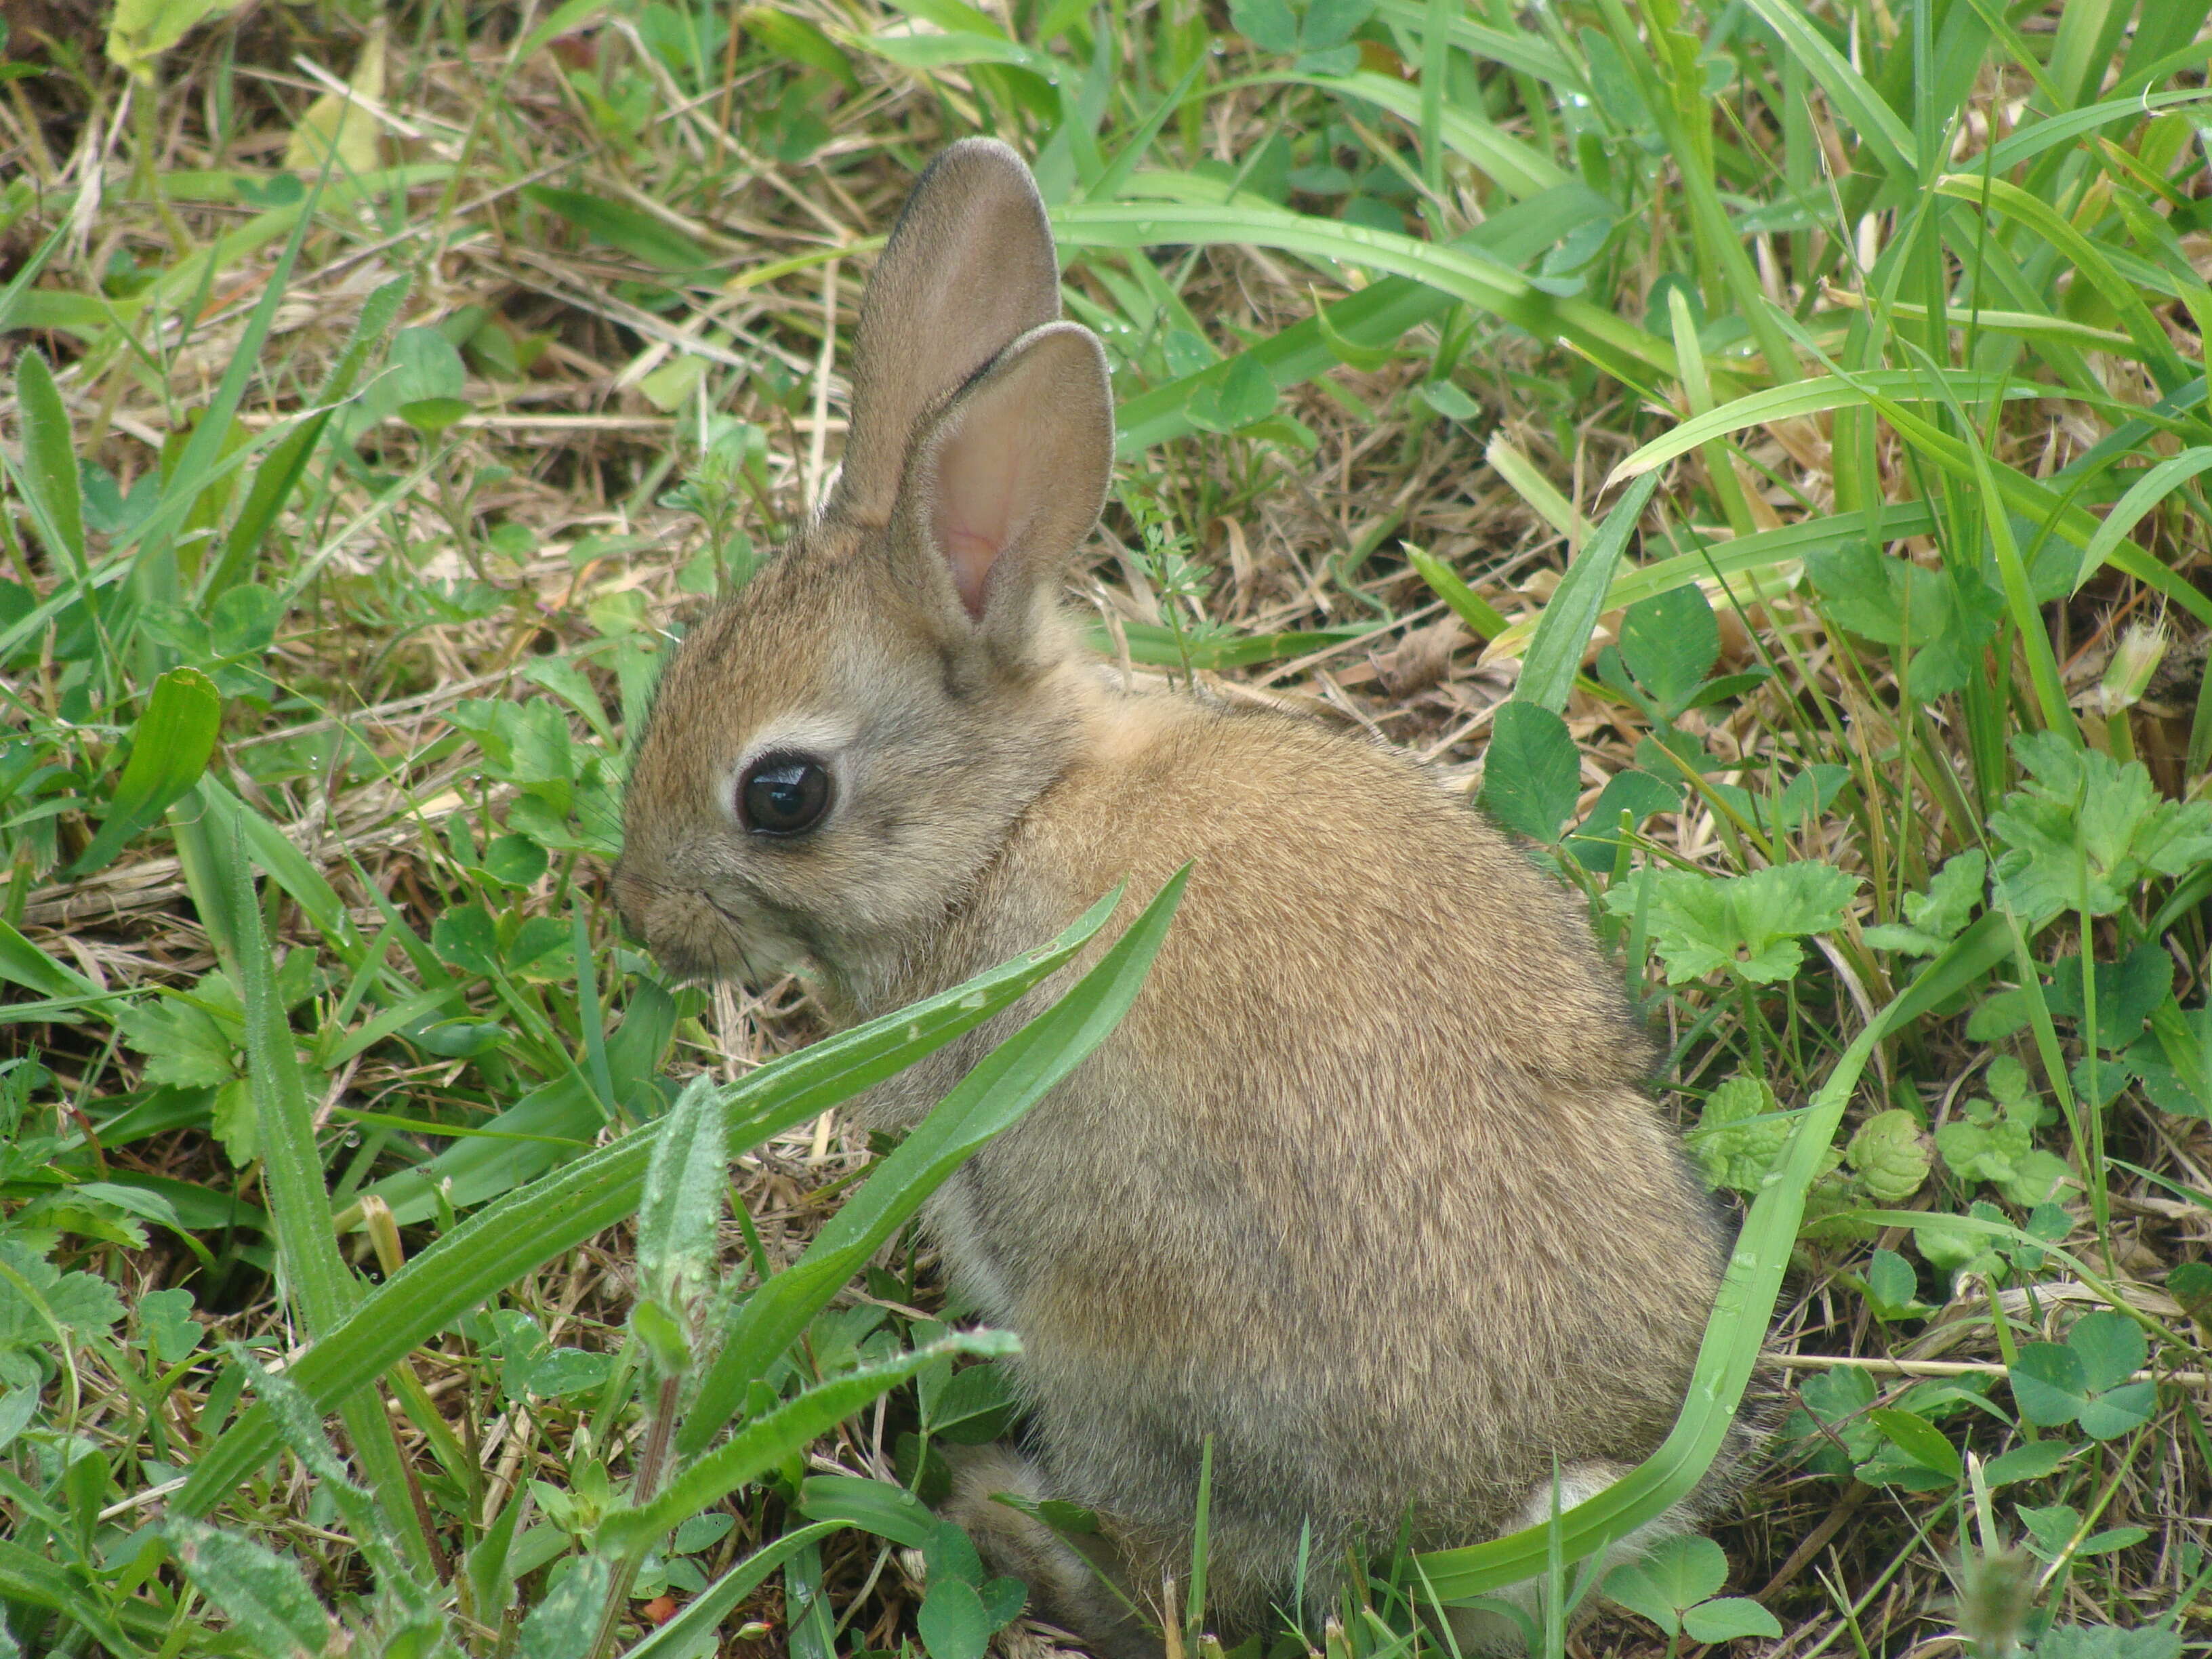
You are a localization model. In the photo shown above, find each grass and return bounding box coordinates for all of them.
[0,0,2209,1654]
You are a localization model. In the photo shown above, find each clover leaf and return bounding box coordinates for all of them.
[2008,1311,2156,1441]
[1606,1536,1779,1643]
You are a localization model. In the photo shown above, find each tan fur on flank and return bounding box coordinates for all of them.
[613,138,1747,1656]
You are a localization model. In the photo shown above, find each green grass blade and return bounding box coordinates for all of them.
[1057,199,1675,388]
[1368,0,1576,83]
[2072,447,2212,592]
[169,895,1124,1520]
[203,274,411,601]
[1240,71,1566,198]
[1406,547,1509,641]
[1417,0,1450,196]
[676,867,1189,1454]
[622,1523,846,1659]
[1931,174,2194,390]
[1609,372,2030,483]
[0,919,106,1000]
[1512,474,1657,714]
[171,785,434,1565]
[1740,0,1917,179]
[598,1332,1016,1553]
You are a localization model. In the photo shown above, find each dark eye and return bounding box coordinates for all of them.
[739,755,832,836]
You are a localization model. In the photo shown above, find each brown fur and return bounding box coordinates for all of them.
[613,138,1742,1653]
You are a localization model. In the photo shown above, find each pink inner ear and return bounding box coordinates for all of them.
[930,402,1028,619]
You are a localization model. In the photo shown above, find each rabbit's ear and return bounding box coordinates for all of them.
[897,321,1113,656]
[829,139,1062,527]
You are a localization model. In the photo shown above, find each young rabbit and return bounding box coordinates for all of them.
[614,138,1746,1656]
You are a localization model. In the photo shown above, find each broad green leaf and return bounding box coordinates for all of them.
[1982,1438,2076,1488]
[2067,1311,2147,1395]
[1846,1110,1931,1204]
[1868,1408,1961,1482]
[1477,702,1579,844]
[69,667,224,878]
[1685,1076,1793,1195]
[798,1475,938,1549]
[917,1573,993,1659]
[9,349,83,571]
[1603,861,1858,986]
[2137,1000,2212,1119]
[282,25,385,176]
[1616,583,1717,716]
[1989,733,2212,921]
[105,0,247,81]
[1603,1534,1727,1635]
[634,1074,727,1313]
[1682,1597,1784,1643]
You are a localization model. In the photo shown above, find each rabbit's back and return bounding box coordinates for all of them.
[853,684,1727,1606]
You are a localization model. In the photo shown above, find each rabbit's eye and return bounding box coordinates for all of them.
[739,756,832,836]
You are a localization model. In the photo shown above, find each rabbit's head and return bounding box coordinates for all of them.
[612,140,1114,989]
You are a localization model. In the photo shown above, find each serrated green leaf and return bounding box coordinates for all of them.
[1686,1076,1791,1195]
[1990,733,2212,922]
[1604,861,1858,986]
[1845,1109,1931,1204]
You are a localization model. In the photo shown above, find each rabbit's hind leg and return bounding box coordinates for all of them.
[945,1445,1162,1659]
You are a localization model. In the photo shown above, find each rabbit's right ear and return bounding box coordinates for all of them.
[828,139,1062,527]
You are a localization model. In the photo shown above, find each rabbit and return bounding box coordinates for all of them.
[613,137,1753,1657]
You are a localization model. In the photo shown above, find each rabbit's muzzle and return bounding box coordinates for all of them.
[608,866,808,986]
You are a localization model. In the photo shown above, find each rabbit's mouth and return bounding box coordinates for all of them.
[616,877,812,987]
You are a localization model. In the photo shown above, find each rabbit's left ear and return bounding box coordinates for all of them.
[828,138,1062,528]
[893,320,1113,657]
